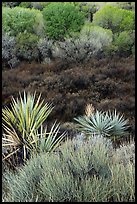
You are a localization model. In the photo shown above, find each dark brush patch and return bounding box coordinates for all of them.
[2,57,135,137]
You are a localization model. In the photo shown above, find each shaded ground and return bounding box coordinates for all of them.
[2,56,135,137]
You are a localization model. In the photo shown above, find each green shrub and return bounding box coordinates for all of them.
[53,25,112,63]
[15,32,39,61]
[104,44,118,57]
[104,30,135,57]
[42,2,85,40]
[80,24,113,46]
[93,5,135,33]
[2,6,44,36]
[3,137,135,202]
[113,31,135,56]
[70,2,97,20]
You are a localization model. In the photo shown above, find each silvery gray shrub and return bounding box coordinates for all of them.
[37,38,53,64]
[17,48,39,61]
[2,33,19,68]
[53,26,112,63]
[112,141,135,165]
[3,137,135,202]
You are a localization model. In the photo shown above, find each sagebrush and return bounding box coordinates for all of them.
[3,136,135,202]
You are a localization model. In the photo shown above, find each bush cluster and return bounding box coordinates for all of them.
[2,6,44,37]
[104,30,135,57]
[53,25,112,63]
[2,3,135,67]
[42,2,85,40]
[113,31,135,56]
[3,136,135,202]
[93,5,135,33]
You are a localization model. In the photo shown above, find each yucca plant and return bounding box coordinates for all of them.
[74,109,129,138]
[34,122,66,154]
[2,91,65,166]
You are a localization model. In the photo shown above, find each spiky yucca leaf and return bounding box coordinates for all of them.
[108,110,129,137]
[74,109,129,138]
[2,91,53,137]
[35,121,66,153]
[2,91,61,163]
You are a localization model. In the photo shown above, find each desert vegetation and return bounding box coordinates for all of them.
[2,2,135,202]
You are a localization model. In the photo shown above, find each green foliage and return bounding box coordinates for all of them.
[81,22,105,32]
[70,2,97,19]
[105,30,135,57]
[2,6,44,36]
[104,44,118,57]
[93,5,135,33]
[16,32,39,61]
[3,137,135,202]
[74,109,129,138]
[81,3,99,21]
[113,31,134,56]
[42,2,85,40]
[80,23,113,45]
